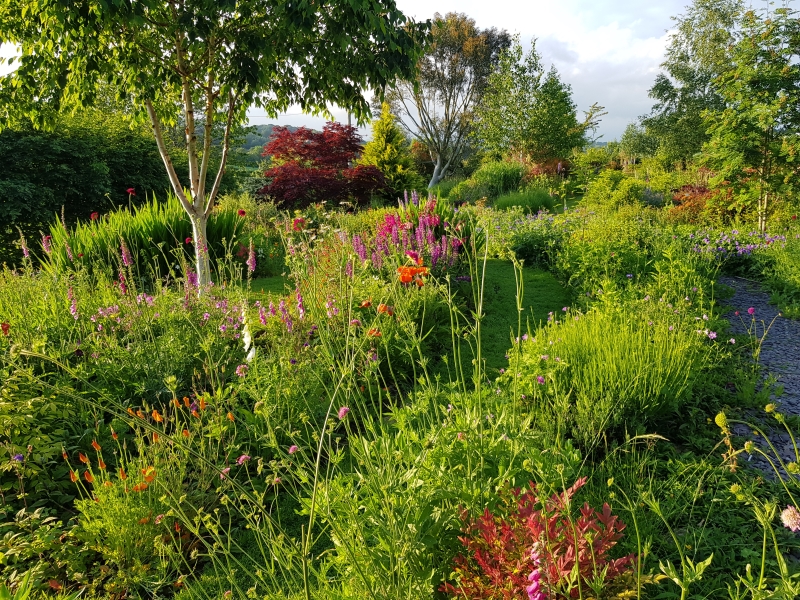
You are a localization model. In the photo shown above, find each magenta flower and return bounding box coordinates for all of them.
[219,467,231,480]
[235,364,249,377]
[246,239,256,273]
[42,235,52,254]
[288,445,298,455]
[337,406,350,420]
[120,240,133,267]
[536,375,545,385]
[748,307,755,315]
[236,454,251,465]
[708,331,717,340]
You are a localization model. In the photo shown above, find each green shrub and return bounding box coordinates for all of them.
[583,170,644,209]
[493,187,554,213]
[448,161,525,203]
[506,301,713,448]
[430,177,464,199]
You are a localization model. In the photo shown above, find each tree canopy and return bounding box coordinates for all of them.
[0,0,428,285]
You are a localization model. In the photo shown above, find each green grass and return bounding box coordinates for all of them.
[478,259,570,371]
[248,276,291,297]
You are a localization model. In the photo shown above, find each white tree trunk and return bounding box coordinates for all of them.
[191,215,211,288]
[428,155,445,189]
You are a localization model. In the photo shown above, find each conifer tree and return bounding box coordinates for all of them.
[359,103,425,200]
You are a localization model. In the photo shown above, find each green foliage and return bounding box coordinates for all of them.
[43,195,246,280]
[430,177,465,199]
[448,161,524,203]
[493,187,553,213]
[359,103,425,200]
[474,37,590,163]
[583,170,644,209]
[507,301,713,448]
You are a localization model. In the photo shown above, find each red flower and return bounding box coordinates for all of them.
[292,217,306,231]
[185,237,193,244]
[90,212,99,221]
[238,209,246,217]
[126,188,136,196]
[793,215,797,220]
[1,322,9,336]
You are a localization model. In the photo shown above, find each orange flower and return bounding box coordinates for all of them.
[182,429,190,438]
[132,482,148,492]
[111,428,118,441]
[103,481,113,488]
[136,410,145,419]
[98,458,106,470]
[192,410,200,419]
[119,468,127,480]
[142,466,156,482]
[199,398,207,411]
[367,328,382,337]
[84,470,94,483]
[127,408,135,417]
[91,439,101,452]
[183,396,190,407]
[78,452,89,464]
[227,412,235,422]
[62,449,68,460]
[70,471,78,482]
[152,409,163,423]
[139,516,150,524]
[173,398,181,408]
[48,580,62,591]
[377,304,394,316]
[174,522,181,533]
[359,299,372,308]
[152,432,159,443]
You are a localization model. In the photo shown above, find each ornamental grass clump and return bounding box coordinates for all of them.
[507,303,713,448]
[441,477,643,599]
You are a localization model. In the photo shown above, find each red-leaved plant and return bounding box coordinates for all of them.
[441,477,635,599]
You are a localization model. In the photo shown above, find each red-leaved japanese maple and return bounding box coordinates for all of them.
[258,123,385,209]
[441,477,635,599]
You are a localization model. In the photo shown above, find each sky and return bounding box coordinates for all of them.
[1,0,688,141]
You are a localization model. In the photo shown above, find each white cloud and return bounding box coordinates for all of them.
[0,43,19,76]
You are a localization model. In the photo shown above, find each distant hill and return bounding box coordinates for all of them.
[240,124,300,151]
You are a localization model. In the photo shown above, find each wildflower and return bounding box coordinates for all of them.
[288,445,299,455]
[119,468,127,480]
[185,237,192,244]
[79,452,89,464]
[377,303,394,316]
[273,477,282,485]
[292,217,306,231]
[192,410,200,418]
[708,331,717,340]
[714,412,728,429]
[669,326,674,331]
[350,319,362,327]
[237,454,251,465]
[360,299,372,308]
[526,544,544,600]
[152,409,163,423]
[62,449,68,460]
[126,187,136,196]
[142,466,156,482]
[120,240,133,267]
[290,358,297,365]
[748,307,755,315]
[0,322,8,336]
[132,482,148,492]
[235,364,249,377]
[12,453,23,462]
[702,314,708,320]
[91,439,102,451]
[536,375,545,385]
[405,250,423,265]
[199,397,207,410]
[457,432,465,441]
[111,428,118,441]
[367,327,382,337]
[103,481,112,488]
[182,429,190,438]
[227,412,235,422]
[220,467,231,480]
[238,209,246,216]
[338,406,350,419]
[155,514,165,525]
[735,311,740,316]
[626,274,633,279]
[765,403,777,413]
[152,432,160,443]
[246,239,256,273]
[183,396,190,407]
[98,458,106,470]
[70,471,78,482]
[729,338,736,344]
[84,470,94,483]
[781,506,800,532]
[42,235,52,253]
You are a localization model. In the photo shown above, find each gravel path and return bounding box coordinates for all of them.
[719,276,800,475]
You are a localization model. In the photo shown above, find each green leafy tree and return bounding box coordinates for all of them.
[384,12,510,188]
[474,37,603,164]
[619,122,658,171]
[643,0,743,167]
[359,103,425,200]
[0,0,428,288]
[702,8,800,232]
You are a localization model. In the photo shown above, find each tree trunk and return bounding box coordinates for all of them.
[191,214,211,288]
[428,155,445,189]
